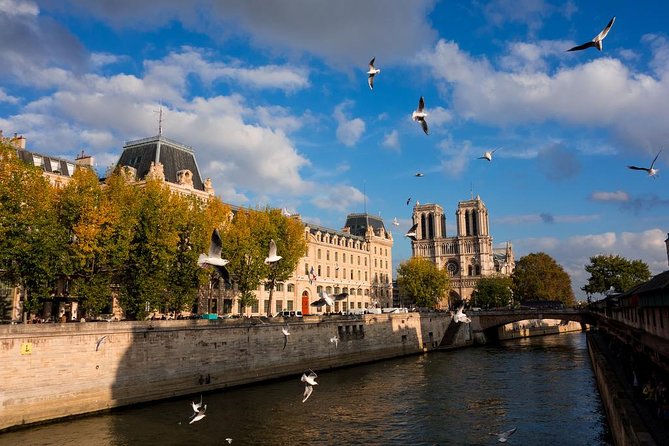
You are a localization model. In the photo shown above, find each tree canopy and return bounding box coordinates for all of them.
[473,275,514,309]
[582,254,652,295]
[396,257,450,308]
[512,252,575,305]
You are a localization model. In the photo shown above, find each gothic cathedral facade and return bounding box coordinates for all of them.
[410,195,514,306]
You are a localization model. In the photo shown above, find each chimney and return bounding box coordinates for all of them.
[10,133,26,149]
[75,150,95,168]
[665,233,669,267]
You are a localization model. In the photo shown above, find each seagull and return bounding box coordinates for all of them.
[282,324,290,350]
[281,208,292,217]
[493,427,517,443]
[453,304,471,324]
[567,16,616,52]
[225,439,233,444]
[189,400,207,424]
[95,335,107,351]
[330,336,339,348]
[191,395,203,413]
[415,172,424,177]
[301,369,318,402]
[198,228,230,281]
[264,239,282,265]
[406,197,411,206]
[478,148,500,161]
[367,57,380,90]
[412,96,429,135]
[392,217,400,227]
[628,150,661,177]
[333,292,349,301]
[310,291,334,308]
[405,223,418,241]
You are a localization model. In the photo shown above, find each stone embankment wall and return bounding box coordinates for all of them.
[587,333,657,446]
[0,312,451,432]
[498,320,583,340]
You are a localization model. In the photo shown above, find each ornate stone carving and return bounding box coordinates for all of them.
[146,161,165,181]
[204,177,214,194]
[176,169,193,188]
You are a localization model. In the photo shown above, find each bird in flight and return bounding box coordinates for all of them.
[95,335,107,351]
[189,397,207,424]
[478,148,499,162]
[333,292,349,301]
[405,223,418,241]
[310,291,334,308]
[281,324,290,350]
[330,335,339,348]
[453,304,471,324]
[301,369,318,402]
[264,239,282,265]
[412,96,429,135]
[406,197,411,206]
[392,217,400,227]
[198,228,230,282]
[628,150,661,177]
[567,16,616,52]
[493,427,517,443]
[367,57,380,90]
[415,172,424,177]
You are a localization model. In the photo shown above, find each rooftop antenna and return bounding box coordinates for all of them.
[363,180,370,230]
[154,103,164,136]
[470,182,474,200]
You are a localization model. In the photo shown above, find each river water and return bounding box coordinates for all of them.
[0,332,611,445]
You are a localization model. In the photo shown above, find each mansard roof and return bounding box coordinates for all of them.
[16,149,91,178]
[117,135,205,191]
[307,223,365,242]
[344,213,387,237]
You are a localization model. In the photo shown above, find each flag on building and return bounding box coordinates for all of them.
[309,266,317,284]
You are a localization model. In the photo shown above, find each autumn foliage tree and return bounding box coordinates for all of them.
[512,252,575,305]
[396,257,450,309]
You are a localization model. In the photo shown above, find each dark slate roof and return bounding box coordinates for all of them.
[117,136,205,191]
[16,149,83,178]
[344,213,386,237]
[625,270,669,296]
[307,223,365,242]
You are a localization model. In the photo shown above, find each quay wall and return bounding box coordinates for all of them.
[0,312,451,432]
[587,333,657,446]
[498,320,584,340]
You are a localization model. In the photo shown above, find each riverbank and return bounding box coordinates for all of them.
[0,312,452,432]
[587,331,668,445]
[498,319,583,340]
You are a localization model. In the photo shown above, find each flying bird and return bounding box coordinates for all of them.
[301,369,318,402]
[406,197,411,206]
[415,172,424,177]
[493,427,517,443]
[95,335,107,351]
[367,57,380,90]
[225,439,233,444]
[310,291,334,308]
[628,150,661,177]
[189,399,207,424]
[333,292,349,301]
[412,96,429,135]
[198,228,230,282]
[453,304,471,324]
[330,336,339,348]
[567,16,616,52]
[405,223,418,241]
[191,395,203,413]
[264,239,282,265]
[282,324,290,350]
[478,148,499,161]
[392,217,400,227]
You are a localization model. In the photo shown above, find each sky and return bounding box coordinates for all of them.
[1,0,668,300]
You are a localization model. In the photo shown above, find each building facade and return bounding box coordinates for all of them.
[410,195,514,306]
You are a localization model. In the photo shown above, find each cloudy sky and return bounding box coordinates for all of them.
[1,0,668,299]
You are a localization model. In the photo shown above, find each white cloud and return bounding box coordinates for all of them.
[311,184,365,212]
[513,228,668,299]
[0,87,18,104]
[333,100,365,147]
[0,0,39,17]
[591,190,630,202]
[382,130,400,150]
[495,213,599,225]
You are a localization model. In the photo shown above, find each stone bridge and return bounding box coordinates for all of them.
[469,308,595,332]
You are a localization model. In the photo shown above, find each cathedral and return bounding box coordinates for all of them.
[410,195,514,307]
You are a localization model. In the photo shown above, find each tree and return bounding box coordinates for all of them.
[582,254,652,295]
[473,275,514,309]
[512,252,575,305]
[396,257,450,308]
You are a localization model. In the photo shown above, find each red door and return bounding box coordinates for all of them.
[302,291,310,315]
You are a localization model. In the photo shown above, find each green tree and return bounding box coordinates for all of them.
[582,254,652,295]
[396,257,450,308]
[512,252,575,305]
[473,275,514,309]
[0,142,67,320]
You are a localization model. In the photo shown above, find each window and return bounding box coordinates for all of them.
[305,263,309,275]
[358,256,360,265]
[287,300,294,311]
[327,266,330,277]
[326,250,330,260]
[66,163,75,176]
[287,283,295,292]
[264,283,273,291]
[335,252,338,261]
[318,265,322,276]
[351,270,354,280]
[263,300,270,313]
[276,283,284,292]
[326,286,332,294]
[252,300,259,313]
[317,286,323,293]
[276,300,283,313]
[364,258,367,266]
[318,249,321,259]
[32,155,43,167]
[343,253,346,263]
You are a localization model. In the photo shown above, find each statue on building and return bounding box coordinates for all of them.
[145,161,165,181]
[204,177,214,195]
[176,169,194,188]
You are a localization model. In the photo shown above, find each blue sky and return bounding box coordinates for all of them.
[1,0,668,299]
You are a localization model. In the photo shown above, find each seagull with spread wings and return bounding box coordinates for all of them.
[198,229,230,282]
[405,223,418,241]
[264,239,282,265]
[628,150,661,177]
[367,57,380,90]
[567,16,615,52]
[412,96,429,135]
[301,369,318,402]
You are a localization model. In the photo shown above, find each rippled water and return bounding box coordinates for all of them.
[0,332,611,445]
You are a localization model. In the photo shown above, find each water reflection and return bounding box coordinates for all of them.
[0,332,611,445]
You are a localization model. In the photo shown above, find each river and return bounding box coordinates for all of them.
[0,331,611,445]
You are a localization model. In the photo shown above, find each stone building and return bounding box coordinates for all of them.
[410,195,514,307]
